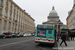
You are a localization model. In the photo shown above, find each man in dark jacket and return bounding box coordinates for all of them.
[60,33,67,46]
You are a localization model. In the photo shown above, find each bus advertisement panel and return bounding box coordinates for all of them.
[37,30,46,37]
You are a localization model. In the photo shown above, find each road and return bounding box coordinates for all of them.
[0,36,58,50]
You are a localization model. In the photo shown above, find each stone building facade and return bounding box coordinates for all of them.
[66,0,75,29]
[42,6,66,34]
[0,0,35,33]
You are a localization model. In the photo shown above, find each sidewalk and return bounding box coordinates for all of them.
[57,39,75,50]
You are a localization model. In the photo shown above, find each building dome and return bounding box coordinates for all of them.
[49,6,58,16]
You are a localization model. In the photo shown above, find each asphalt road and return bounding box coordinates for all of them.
[0,36,58,50]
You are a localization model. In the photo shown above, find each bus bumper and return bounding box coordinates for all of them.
[35,40,55,44]
[35,41,55,44]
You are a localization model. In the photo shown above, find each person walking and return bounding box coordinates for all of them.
[60,33,67,46]
[71,32,74,41]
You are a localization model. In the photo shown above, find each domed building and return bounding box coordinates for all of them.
[42,6,66,33]
[48,6,59,22]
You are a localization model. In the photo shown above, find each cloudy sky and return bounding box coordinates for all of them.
[13,0,73,26]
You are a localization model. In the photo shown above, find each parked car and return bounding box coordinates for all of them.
[23,33,27,37]
[3,32,12,38]
[28,34,32,36]
[16,33,23,37]
[0,33,5,39]
[11,34,16,37]
[32,33,35,36]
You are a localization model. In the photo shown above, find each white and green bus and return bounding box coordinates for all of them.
[35,24,56,45]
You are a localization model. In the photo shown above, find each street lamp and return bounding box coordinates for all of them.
[58,20,61,35]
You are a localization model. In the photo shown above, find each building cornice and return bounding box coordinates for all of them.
[66,9,73,20]
[9,0,35,21]
[66,4,75,20]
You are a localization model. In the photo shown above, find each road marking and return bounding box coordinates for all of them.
[38,46,47,50]
[0,39,34,47]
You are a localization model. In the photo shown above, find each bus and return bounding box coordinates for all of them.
[35,24,56,45]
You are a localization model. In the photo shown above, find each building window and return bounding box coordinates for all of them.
[3,20,6,30]
[16,17,18,21]
[13,15,15,21]
[0,19,1,23]
[9,14,11,19]
[8,22,10,30]
[21,26,22,32]
[5,11,7,17]
[10,4,12,12]
[20,26,21,32]
[12,23,14,31]
[15,24,17,32]
[6,0,8,1]
[14,9,15,14]
[18,25,19,31]
[19,13,20,17]
[17,11,18,16]
[19,18,20,23]
[0,0,2,6]
[12,26,13,31]
[0,8,2,15]
[23,26,24,32]
[6,3,8,9]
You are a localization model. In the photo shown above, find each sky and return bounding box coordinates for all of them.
[13,0,73,26]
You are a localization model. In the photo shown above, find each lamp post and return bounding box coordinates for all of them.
[58,20,61,36]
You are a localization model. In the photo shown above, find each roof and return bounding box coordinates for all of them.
[66,4,75,20]
[49,6,58,16]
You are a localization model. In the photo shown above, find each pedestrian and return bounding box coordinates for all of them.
[71,32,74,41]
[60,33,67,46]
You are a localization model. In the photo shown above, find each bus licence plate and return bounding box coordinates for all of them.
[42,39,46,41]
